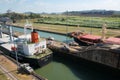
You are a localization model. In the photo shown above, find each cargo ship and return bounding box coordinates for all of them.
[68,24,120,46]
[69,32,120,46]
[68,32,101,46]
[0,22,53,67]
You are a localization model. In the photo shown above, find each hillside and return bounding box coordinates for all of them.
[62,10,120,17]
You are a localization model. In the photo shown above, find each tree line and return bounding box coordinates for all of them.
[0,12,42,22]
[62,10,120,17]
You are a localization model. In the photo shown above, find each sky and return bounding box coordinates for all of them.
[0,0,120,13]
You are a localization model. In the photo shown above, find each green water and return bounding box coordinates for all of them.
[35,55,120,80]
[35,61,79,80]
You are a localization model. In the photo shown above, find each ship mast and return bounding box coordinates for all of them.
[24,20,33,44]
[9,25,14,43]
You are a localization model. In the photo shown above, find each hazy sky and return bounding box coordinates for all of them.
[0,0,120,13]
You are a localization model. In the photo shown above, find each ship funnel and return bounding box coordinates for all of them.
[31,29,39,43]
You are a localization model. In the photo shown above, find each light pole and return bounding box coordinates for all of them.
[9,25,13,43]
[90,19,92,34]
[66,23,68,43]
[13,26,19,68]
[66,11,68,43]
[8,20,19,68]
[0,24,2,38]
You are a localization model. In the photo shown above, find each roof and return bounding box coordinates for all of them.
[80,34,101,40]
[104,37,120,45]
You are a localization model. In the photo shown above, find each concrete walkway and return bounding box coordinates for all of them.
[0,51,36,80]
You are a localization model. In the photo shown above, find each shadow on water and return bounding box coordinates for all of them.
[53,53,120,80]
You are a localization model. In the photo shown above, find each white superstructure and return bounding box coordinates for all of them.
[17,38,46,56]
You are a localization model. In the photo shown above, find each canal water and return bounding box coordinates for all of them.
[12,26,120,80]
[13,26,73,42]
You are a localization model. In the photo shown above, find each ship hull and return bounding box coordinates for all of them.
[69,32,101,46]
[0,46,53,68]
[74,37,92,46]
[11,53,53,68]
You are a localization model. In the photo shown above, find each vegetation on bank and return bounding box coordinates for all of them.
[35,15,120,29]
[0,10,120,29]
[13,18,120,37]
[0,11,120,37]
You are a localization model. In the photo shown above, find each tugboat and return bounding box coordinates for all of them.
[0,21,53,67]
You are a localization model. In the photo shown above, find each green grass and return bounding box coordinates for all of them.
[13,15,120,37]
[35,15,120,28]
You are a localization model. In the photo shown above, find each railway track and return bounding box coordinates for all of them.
[0,63,18,80]
[0,49,46,80]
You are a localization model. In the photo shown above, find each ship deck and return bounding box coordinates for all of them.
[0,33,52,59]
[48,40,83,53]
[26,48,52,59]
[1,42,52,59]
[0,34,17,44]
[18,34,46,44]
